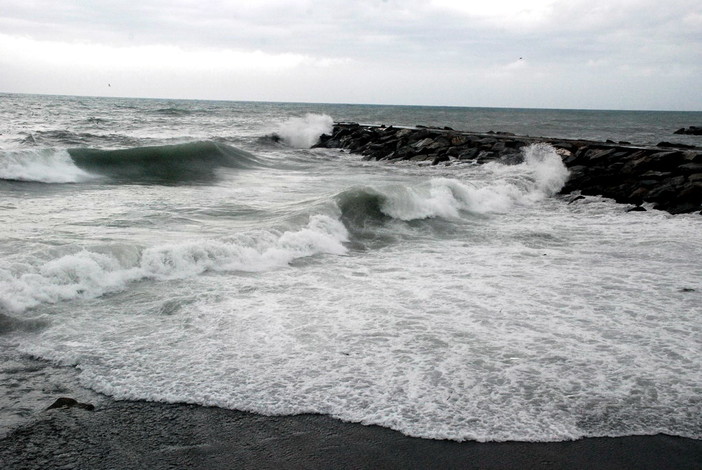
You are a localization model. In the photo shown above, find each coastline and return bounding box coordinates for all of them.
[314,123,702,214]
[2,395,701,470]
[2,113,700,468]
[1,359,700,470]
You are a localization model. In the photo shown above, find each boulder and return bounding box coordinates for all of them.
[673,126,702,135]
[47,397,95,411]
[315,122,702,214]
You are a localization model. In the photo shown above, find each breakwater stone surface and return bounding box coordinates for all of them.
[314,123,702,214]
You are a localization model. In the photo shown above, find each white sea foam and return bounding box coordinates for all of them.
[3,96,701,444]
[0,149,94,183]
[0,215,348,314]
[276,113,333,148]
[18,205,702,442]
[374,143,570,220]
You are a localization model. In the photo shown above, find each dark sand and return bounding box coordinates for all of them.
[1,398,700,469]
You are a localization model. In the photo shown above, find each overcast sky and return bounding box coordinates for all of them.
[1,0,700,110]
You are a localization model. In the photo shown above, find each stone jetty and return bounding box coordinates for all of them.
[314,123,702,214]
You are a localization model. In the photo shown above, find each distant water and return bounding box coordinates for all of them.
[1,93,701,442]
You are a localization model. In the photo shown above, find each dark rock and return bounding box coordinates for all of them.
[628,187,649,203]
[641,171,673,179]
[673,126,702,135]
[682,151,702,163]
[626,205,647,212]
[47,397,95,411]
[499,153,524,165]
[457,148,480,161]
[431,155,450,165]
[679,163,702,174]
[639,179,662,188]
[316,122,702,214]
[657,141,698,149]
[449,134,469,146]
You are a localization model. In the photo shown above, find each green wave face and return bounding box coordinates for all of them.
[69,141,262,184]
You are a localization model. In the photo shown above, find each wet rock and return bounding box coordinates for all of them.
[47,397,95,411]
[316,123,702,214]
[679,163,702,174]
[673,126,702,135]
[567,195,586,204]
[431,155,450,165]
[657,141,698,149]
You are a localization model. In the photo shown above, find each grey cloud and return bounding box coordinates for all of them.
[0,0,700,109]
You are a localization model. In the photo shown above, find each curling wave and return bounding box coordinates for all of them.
[68,141,263,184]
[335,143,570,231]
[1,141,264,184]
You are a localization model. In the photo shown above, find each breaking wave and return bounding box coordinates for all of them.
[0,148,94,183]
[272,113,333,148]
[336,143,570,230]
[0,215,348,315]
[2,141,262,184]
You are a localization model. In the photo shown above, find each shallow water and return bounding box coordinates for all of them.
[1,94,700,441]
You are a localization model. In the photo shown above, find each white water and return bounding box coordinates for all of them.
[13,196,702,442]
[275,113,334,148]
[1,96,701,442]
[0,215,348,314]
[0,149,94,183]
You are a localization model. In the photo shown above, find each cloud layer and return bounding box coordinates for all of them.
[1,0,700,109]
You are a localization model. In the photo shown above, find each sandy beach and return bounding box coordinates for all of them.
[1,396,700,469]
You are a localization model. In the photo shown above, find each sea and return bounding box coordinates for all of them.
[0,93,700,442]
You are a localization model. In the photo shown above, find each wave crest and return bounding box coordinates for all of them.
[0,216,348,314]
[0,149,94,183]
[335,143,569,228]
[68,141,262,184]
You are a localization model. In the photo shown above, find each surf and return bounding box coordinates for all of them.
[0,148,94,183]
[0,215,348,315]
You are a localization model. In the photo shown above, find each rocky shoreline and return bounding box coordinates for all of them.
[314,123,702,214]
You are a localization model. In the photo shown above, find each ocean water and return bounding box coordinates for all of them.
[0,93,701,442]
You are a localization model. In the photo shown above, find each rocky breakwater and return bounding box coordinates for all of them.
[314,123,702,214]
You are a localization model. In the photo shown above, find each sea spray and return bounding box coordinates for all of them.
[275,114,333,148]
[0,149,94,183]
[336,143,570,222]
[522,143,570,196]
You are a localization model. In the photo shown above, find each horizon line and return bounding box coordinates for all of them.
[2,90,701,114]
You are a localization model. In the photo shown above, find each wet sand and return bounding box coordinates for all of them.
[1,398,700,469]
